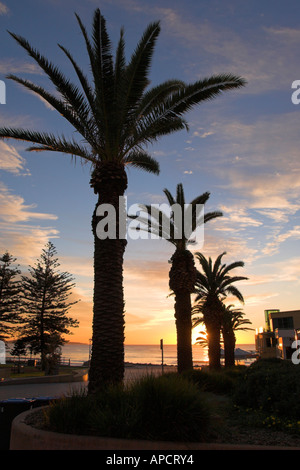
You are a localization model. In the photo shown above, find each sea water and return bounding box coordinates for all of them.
[60,343,256,367]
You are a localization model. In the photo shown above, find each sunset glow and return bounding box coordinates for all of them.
[0,1,299,347]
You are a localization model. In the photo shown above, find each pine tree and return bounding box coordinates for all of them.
[0,252,22,341]
[19,242,79,369]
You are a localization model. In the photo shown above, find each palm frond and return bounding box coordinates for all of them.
[169,74,246,117]
[212,252,227,278]
[125,21,161,114]
[224,285,245,304]
[7,32,93,130]
[176,183,185,208]
[0,127,94,162]
[219,260,245,277]
[113,27,126,109]
[7,74,96,147]
[137,80,185,118]
[221,275,248,288]
[163,188,176,207]
[203,211,223,224]
[123,150,159,174]
[57,44,97,122]
[189,192,210,207]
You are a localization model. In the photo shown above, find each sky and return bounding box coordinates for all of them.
[0,0,299,346]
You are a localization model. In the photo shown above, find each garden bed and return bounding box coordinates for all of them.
[10,361,300,449]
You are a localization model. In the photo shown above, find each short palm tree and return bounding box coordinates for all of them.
[192,252,247,369]
[0,9,245,391]
[193,303,253,366]
[221,304,253,367]
[130,183,222,373]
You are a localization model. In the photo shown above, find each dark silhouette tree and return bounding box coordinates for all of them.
[193,303,253,367]
[0,8,245,391]
[221,304,253,367]
[19,242,79,370]
[130,183,222,373]
[192,252,247,369]
[0,252,22,341]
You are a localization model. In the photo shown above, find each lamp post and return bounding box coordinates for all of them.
[160,339,164,374]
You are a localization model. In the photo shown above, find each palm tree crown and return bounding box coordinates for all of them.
[194,252,247,304]
[132,183,222,251]
[0,9,245,174]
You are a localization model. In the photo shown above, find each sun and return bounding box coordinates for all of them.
[192,326,207,345]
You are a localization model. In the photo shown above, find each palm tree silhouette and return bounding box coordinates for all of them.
[193,303,253,367]
[193,252,247,369]
[130,183,222,373]
[0,9,245,391]
[221,304,253,367]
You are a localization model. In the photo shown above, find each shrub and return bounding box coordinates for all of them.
[233,359,300,419]
[183,368,236,395]
[129,374,211,441]
[44,374,211,442]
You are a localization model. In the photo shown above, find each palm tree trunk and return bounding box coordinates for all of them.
[169,250,197,374]
[223,329,236,368]
[88,162,128,394]
[203,297,222,370]
[206,322,221,370]
[174,289,193,373]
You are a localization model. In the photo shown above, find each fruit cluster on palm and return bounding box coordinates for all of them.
[0,9,246,392]
[192,252,251,369]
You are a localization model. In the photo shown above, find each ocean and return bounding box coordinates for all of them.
[59,342,256,367]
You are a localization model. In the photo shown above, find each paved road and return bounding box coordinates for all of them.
[0,380,88,400]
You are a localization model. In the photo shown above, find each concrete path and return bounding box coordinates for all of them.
[0,365,171,400]
[0,380,88,400]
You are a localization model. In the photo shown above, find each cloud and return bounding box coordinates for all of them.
[186,112,300,228]
[0,142,30,175]
[245,257,300,286]
[125,258,169,288]
[0,183,57,223]
[0,2,8,15]
[255,209,292,224]
[0,182,59,264]
[218,205,263,229]
[192,130,215,139]
[244,292,280,307]
[193,231,258,266]
[0,59,42,75]
[153,7,300,94]
[264,26,300,44]
[262,225,300,256]
[0,222,59,264]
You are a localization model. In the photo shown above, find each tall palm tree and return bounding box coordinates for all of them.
[130,183,222,373]
[221,304,253,367]
[0,9,245,392]
[192,252,247,369]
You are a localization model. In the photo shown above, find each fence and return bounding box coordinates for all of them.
[5,355,84,368]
